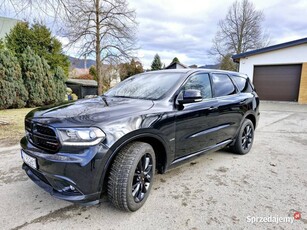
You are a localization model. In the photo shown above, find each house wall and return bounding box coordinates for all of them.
[298,63,307,104]
[0,17,19,39]
[238,44,307,81]
[175,63,186,69]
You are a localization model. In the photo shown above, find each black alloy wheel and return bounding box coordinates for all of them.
[132,153,153,203]
[241,124,253,150]
[231,119,255,155]
[108,142,156,211]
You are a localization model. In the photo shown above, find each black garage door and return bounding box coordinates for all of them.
[253,65,301,101]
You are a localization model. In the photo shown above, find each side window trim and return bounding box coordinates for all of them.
[179,73,214,100]
[230,74,254,93]
[207,73,215,98]
[229,75,243,94]
[210,72,238,98]
[208,72,216,98]
[228,77,239,95]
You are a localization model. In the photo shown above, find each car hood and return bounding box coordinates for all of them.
[26,96,154,123]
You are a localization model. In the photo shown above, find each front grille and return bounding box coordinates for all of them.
[36,124,56,136]
[25,120,60,153]
[25,119,33,132]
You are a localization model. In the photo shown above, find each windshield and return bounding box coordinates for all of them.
[105,72,183,100]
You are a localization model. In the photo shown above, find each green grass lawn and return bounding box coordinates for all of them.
[0,108,33,145]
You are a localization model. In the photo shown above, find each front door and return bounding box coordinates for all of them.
[175,73,219,158]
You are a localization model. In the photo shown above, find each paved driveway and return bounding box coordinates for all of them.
[0,101,306,229]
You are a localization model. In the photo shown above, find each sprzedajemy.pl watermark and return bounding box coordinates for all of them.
[246,212,301,224]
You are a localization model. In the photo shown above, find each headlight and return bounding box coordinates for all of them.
[57,127,105,146]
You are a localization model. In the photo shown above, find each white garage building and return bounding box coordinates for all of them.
[232,37,307,104]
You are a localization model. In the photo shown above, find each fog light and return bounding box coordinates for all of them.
[61,185,76,192]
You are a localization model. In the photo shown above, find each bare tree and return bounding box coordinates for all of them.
[61,0,137,94]
[210,0,269,60]
[1,0,137,94]
[0,0,64,22]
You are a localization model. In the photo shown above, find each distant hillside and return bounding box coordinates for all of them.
[198,64,220,69]
[69,56,96,69]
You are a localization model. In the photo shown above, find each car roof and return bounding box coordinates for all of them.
[144,68,248,79]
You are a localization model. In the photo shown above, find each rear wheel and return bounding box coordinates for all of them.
[231,119,254,155]
[107,142,155,212]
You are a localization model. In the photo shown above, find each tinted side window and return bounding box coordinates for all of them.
[183,73,212,99]
[230,76,253,93]
[211,74,236,97]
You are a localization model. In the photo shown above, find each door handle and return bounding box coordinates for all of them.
[239,99,248,105]
[208,106,218,110]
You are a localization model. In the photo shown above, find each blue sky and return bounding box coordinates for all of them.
[1,0,307,68]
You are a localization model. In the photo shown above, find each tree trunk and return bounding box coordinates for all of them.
[95,0,102,95]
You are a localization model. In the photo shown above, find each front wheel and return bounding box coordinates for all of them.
[231,119,255,155]
[107,142,155,212]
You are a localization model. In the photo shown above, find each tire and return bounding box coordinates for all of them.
[107,142,156,212]
[231,119,255,155]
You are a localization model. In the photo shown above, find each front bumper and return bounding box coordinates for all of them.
[20,136,110,204]
[22,163,100,204]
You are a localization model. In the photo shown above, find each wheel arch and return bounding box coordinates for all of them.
[245,113,256,129]
[230,112,257,147]
[99,132,169,194]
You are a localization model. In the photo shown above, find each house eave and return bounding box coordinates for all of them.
[232,37,307,62]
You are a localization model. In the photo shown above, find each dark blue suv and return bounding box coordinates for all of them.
[21,69,260,211]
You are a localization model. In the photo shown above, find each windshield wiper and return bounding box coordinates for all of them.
[112,95,135,99]
[101,96,109,106]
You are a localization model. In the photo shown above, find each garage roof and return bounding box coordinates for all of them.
[232,37,307,62]
[66,79,98,87]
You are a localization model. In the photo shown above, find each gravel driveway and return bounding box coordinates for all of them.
[0,101,306,230]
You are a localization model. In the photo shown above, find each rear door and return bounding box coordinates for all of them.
[210,73,244,143]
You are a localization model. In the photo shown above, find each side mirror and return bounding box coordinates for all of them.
[177,89,203,104]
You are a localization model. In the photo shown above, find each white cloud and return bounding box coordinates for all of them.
[129,0,307,68]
